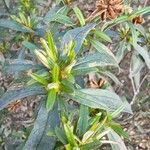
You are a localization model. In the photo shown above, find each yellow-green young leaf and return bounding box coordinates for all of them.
[40,38,55,61]
[64,123,78,147]
[30,73,48,85]
[67,41,76,64]
[19,12,27,25]
[73,7,85,26]
[94,29,112,43]
[47,82,59,90]
[52,64,60,82]
[35,50,51,69]
[47,32,57,61]
[46,89,56,112]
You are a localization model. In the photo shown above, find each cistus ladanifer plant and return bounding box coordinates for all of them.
[0,0,150,149]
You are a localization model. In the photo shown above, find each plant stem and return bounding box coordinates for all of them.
[2,0,10,13]
[130,72,149,105]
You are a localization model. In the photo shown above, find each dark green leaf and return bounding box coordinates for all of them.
[134,44,150,69]
[91,39,117,65]
[94,29,112,43]
[70,89,132,113]
[46,89,57,112]
[73,7,85,26]
[107,129,127,150]
[55,127,67,145]
[62,23,96,53]
[80,140,101,150]
[22,41,38,54]
[129,7,150,19]
[23,102,60,150]
[0,85,46,111]
[73,52,118,71]
[77,105,89,136]
[72,67,99,76]
[3,59,38,74]
[0,19,34,33]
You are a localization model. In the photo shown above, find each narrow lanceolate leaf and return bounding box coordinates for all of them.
[0,86,46,110]
[35,50,51,69]
[94,30,112,43]
[61,23,96,53]
[72,67,98,76]
[73,7,85,26]
[129,6,150,19]
[102,15,128,31]
[133,44,150,69]
[0,19,34,33]
[70,89,132,113]
[80,140,101,150]
[52,64,60,82]
[55,127,67,145]
[107,129,127,150]
[47,32,57,60]
[46,89,57,112]
[40,38,55,61]
[23,102,60,150]
[77,105,89,136]
[91,39,117,64]
[64,123,78,147]
[73,52,118,71]
[128,23,138,46]
[22,41,38,54]
[3,59,37,74]
[30,73,48,85]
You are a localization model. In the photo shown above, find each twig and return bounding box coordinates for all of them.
[130,71,149,105]
[2,0,10,13]
[144,0,148,7]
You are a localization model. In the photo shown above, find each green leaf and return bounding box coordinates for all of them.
[52,64,60,82]
[70,89,132,113]
[80,140,101,150]
[30,73,49,85]
[22,41,38,54]
[62,23,96,53]
[72,67,99,76]
[77,105,89,136]
[23,102,60,150]
[64,123,78,147]
[133,44,150,69]
[74,52,118,71]
[47,32,57,60]
[111,105,125,118]
[110,122,129,139]
[61,79,75,93]
[129,6,150,20]
[102,15,129,31]
[91,39,117,64]
[94,29,112,43]
[0,85,45,111]
[3,59,37,74]
[46,89,57,112]
[107,129,127,150]
[73,7,85,26]
[128,23,138,46]
[0,19,34,32]
[115,41,127,63]
[44,8,74,26]
[99,70,122,86]
[44,6,71,26]
[55,127,67,145]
